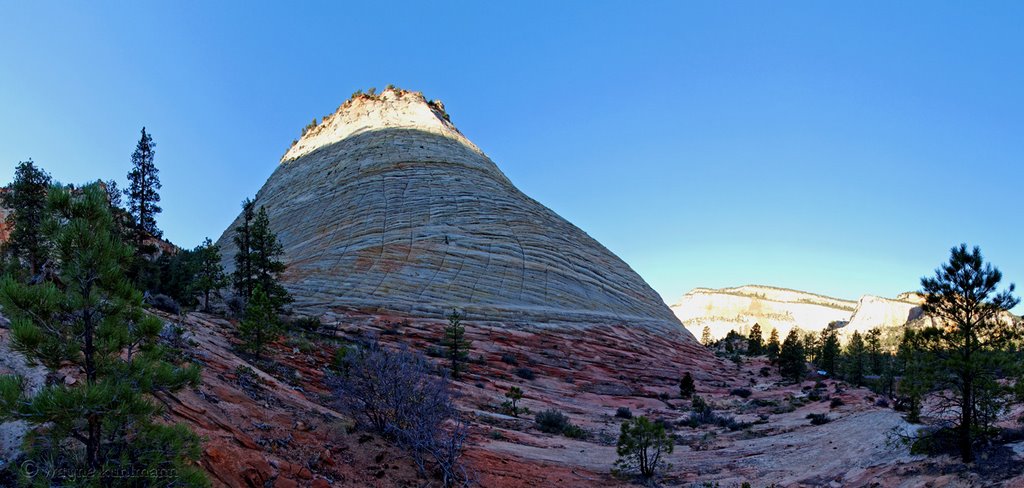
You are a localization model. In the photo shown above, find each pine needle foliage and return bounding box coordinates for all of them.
[0,184,205,486]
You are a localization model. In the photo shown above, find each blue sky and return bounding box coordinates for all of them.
[1,2,1021,309]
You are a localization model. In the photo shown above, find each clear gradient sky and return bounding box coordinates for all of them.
[1,2,1021,310]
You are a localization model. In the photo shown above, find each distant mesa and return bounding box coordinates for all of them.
[670,284,925,341]
[216,87,692,339]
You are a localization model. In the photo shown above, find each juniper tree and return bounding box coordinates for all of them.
[679,372,695,398]
[844,330,867,386]
[238,284,281,361]
[778,329,806,383]
[766,328,781,363]
[442,309,470,379]
[0,184,204,486]
[905,244,1020,462]
[192,237,228,311]
[747,323,764,355]
[1,160,52,277]
[124,127,162,239]
[232,198,256,301]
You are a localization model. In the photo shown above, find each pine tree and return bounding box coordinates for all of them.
[778,329,806,383]
[701,325,713,346]
[866,328,883,375]
[906,244,1020,462]
[747,323,764,356]
[766,328,781,363]
[504,386,524,417]
[232,198,256,301]
[238,284,281,361]
[844,330,867,385]
[0,184,205,486]
[192,237,228,311]
[612,416,674,479]
[124,127,162,239]
[442,309,471,379]
[1,160,52,277]
[248,205,291,311]
[802,330,821,364]
[817,327,841,376]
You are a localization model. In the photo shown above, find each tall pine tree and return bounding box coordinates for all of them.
[747,323,764,355]
[778,329,806,383]
[817,327,841,376]
[232,198,256,301]
[766,328,781,363]
[907,244,1020,462]
[124,127,162,239]
[1,160,52,277]
[248,205,291,311]
[0,184,205,486]
[844,330,867,385]
[192,237,228,311]
[442,309,471,379]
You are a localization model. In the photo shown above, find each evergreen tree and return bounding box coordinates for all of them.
[124,127,162,239]
[701,325,713,346]
[1,160,52,277]
[248,205,291,311]
[817,327,841,376]
[906,244,1020,462]
[866,328,884,375]
[766,328,781,363]
[612,416,673,479]
[0,184,205,486]
[747,323,764,356]
[802,330,821,364]
[844,330,867,386]
[192,237,228,311]
[442,309,471,379]
[238,284,281,361]
[504,386,524,417]
[679,372,695,398]
[232,198,256,301]
[778,329,806,383]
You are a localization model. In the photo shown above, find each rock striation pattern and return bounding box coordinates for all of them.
[671,285,857,341]
[671,284,951,342]
[216,88,689,338]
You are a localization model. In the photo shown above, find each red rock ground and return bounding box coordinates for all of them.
[42,310,1024,487]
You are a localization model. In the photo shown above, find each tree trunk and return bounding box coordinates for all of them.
[960,376,973,463]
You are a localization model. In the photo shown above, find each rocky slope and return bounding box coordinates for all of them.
[671,284,930,341]
[216,87,688,338]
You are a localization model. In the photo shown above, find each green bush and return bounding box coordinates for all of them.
[612,416,673,479]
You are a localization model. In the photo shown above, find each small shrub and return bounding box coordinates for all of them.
[535,409,571,434]
[425,345,446,358]
[910,427,959,456]
[658,391,670,401]
[830,397,844,408]
[563,424,588,439]
[875,398,890,408]
[806,413,831,425]
[503,386,524,417]
[730,388,752,398]
[290,316,321,332]
[615,407,633,419]
[146,293,181,314]
[500,352,518,365]
[515,367,536,380]
[759,367,771,377]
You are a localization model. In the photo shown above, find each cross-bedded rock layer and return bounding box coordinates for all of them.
[216,88,690,338]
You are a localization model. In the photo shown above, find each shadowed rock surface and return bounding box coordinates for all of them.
[216,88,689,338]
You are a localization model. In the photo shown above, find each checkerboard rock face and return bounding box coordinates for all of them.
[216,87,692,339]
